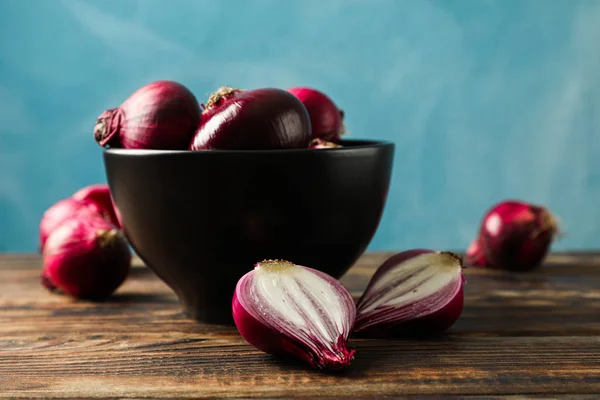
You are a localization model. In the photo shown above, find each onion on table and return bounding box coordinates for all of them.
[72,184,121,229]
[39,198,104,250]
[354,250,465,337]
[232,259,356,371]
[466,200,559,271]
[41,216,131,300]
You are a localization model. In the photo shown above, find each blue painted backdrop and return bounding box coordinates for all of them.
[1,0,599,252]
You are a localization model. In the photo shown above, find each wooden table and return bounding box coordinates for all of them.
[1,252,599,399]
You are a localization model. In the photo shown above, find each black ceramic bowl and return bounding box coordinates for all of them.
[103,139,394,323]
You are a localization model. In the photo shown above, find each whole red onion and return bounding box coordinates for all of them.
[232,259,356,371]
[42,216,131,300]
[475,200,559,271]
[39,198,104,250]
[41,269,59,292]
[189,87,311,150]
[94,80,201,150]
[287,87,345,143]
[465,238,487,267]
[72,184,120,229]
[354,250,465,337]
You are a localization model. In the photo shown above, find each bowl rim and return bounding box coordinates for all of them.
[103,138,394,156]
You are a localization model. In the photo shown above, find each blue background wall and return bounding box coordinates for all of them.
[1,0,599,252]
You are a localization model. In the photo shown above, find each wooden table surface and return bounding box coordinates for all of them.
[1,252,599,399]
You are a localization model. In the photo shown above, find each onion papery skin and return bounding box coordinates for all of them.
[94,80,201,150]
[287,87,345,143]
[478,200,559,271]
[190,87,311,150]
[232,260,356,371]
[465,238,487,267]
[72,184,121,229]
[42,216,131,300]
[40,269,59,293]
[39,198,104,250]
[354,249,465,337]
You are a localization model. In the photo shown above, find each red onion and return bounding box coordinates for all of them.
[474,200,559,271]
[354,250,465,337]
[190,87,311,150]
[42,216,131,300]
[40,269,59,293]
[39,198,104,250]
[72,184,120,229]
[309,138,342,149]
[465,238,487,267]
[94,80,201,150]
[287,87,345,143]
[232,259,356,371]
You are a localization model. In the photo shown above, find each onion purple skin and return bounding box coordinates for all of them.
[39,198,104,252]
[353,249,465,338]
[287,87,344,143]
[40,270,60,293]
[466,238,487,267]
[94,80,201,150]
[232,290,323,368]
[353,285,464,339]
[190,88,311,150]
[478,200,557,272]
[72,184,121,229]
[42,217,131,300]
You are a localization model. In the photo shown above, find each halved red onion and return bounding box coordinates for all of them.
[354,250,465,337]
[232,260,356,371]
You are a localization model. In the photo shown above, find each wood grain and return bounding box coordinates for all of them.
[1,252,600,398]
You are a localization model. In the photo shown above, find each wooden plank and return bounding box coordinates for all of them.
[0,253,599,398]
[5,396,600,400]
[0,336,599,397]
